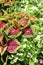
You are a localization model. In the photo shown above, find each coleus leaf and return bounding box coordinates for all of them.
[0,0,8,3]
[0,34,3,42]
[8,28,22,38]
[31,25,37,35]
[9,28,19,35]
[0,21,6,28]
[23,28,33,38]
[20,19,28,26]
[4,1,12,6]
[0,22,8,34]
[23,14,29,19]
[24,28,33,35]
[17,13,25,18]
[16,12,29,19]
[4,28,10,35]
[19,19,31,30]
[29,16,36,22]
[7,39,20,53]
[4,25,13,35]
[14,21,19,28]
[1,36,7,45]
[0,46,7,56]
[0,46,2,54]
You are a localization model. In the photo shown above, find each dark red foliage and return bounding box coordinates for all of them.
[7,40,19,53]
[24,28,33,35]
[8,40,19,47]
[20,19,28,26]
[0,22,6,28]
[9,28,19,35]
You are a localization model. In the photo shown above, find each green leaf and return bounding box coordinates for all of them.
[3,62,7,65]
[10,60,14,64]
[29,60,34,65]
[0,16,6,20]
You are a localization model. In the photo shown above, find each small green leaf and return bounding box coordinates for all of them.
[29,60,34,65]
[10,60,14,64]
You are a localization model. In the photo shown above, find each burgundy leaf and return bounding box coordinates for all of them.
[9,28,19,35]
[0,22,6,28]
[1,46,7,55]
[20,19,28,26]
[7,39,20,53]
[24,28,33,35]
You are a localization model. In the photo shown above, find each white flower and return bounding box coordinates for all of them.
[37,41,40,47]
[22,0,25,3]
[11,55,14,58]
[30,44,32,47]
[23,38,28,42]
[36,34,43,42]
[34,0,37,2]
[26,1,29,4]
[13,57,18,63]
[31,6,38,10]
[38,32,41,35]
[28,52,31,56]
[35,51,37,54]
[23,44,26,48]
[24,5,28,11]
[41,9,43,11]
[35,35,40,41]
[37,3,41,6]
[40,35,43,37]
[16,53,23,56]
[41,28,43,30]
[41,51,43,54]
[34,58,38,63]
[40,18,43,21]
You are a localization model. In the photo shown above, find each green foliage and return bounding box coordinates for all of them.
[0,0,43,65]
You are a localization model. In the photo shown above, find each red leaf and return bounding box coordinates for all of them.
[24,28,33,35]
[20,19,28,26]
[9,28,19,35]
[7,39,20,53]
[1,46,7,55]
[0,22,6,28]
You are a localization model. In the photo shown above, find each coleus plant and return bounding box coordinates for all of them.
[0,0,8,3]
[8,27,22,38]
[0,0,42,65]
[0,13,36,55]
[19,19,30,30]
[0,34,20,55]
[23,27,33,38]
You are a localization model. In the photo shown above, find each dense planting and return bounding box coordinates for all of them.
[0,0,43,65]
